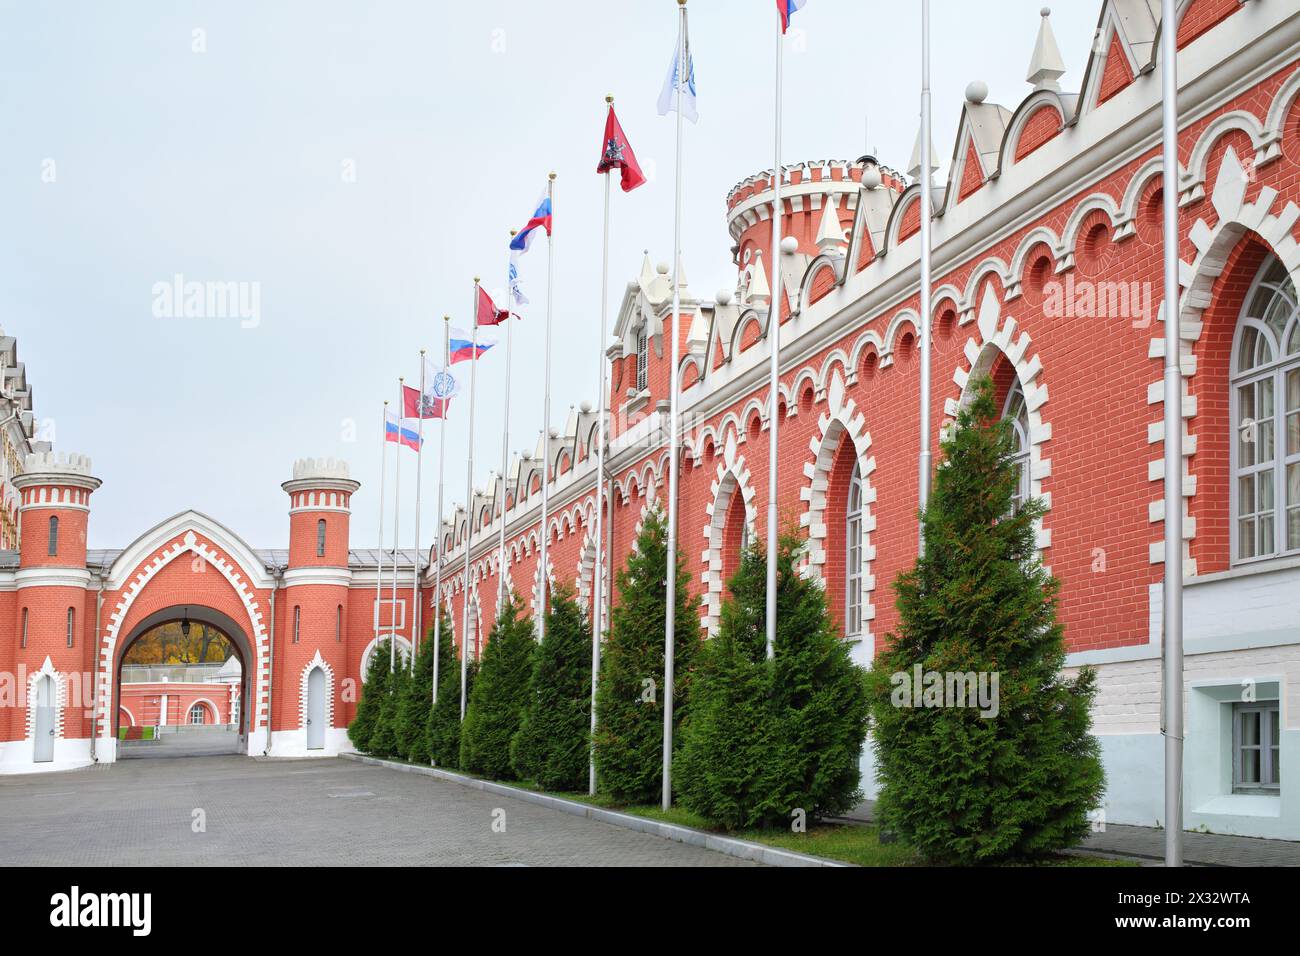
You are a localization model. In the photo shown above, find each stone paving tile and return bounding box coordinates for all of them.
[0,755,756,867]
[843,800,1300,866]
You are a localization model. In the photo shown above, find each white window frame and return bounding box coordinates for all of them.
[636,326,648,393]
[1229,256,1300,565]
[188,703,207,726]
[845,461,864,638]
[1003,378,1032,514]
[1232,701,1281,793]
[373,598,406,631]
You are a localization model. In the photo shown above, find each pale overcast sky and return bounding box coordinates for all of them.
[0,0,1101,550]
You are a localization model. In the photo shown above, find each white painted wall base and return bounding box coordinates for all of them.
[0,736,93,775]
[265,726,349,758]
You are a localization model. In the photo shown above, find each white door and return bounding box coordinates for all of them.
[306,667,325,750]
[33,676,55,763]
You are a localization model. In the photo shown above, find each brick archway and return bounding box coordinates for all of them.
[95,514,273,759]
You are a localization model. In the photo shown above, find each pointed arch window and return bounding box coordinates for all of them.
[845,461,865,638]
[316,518,327,557]
[1003,378,1032,514]
[48,516,59,556]
[1231,256,1300,562]
[293,606,301,644]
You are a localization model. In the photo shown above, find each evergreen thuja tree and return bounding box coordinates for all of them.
[369,647,408,759]
[867,375,1104,864]
[459,594,536,779]
[348,638,392,753]
[511,584,592,790]
[677,529,869,830]
[425,619,474,768]
[593,504,698,804]
[395,621,440,764]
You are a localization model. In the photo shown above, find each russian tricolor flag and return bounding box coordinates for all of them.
[384,408,421,451]
[509,190,552,254]
[448,327,496,364]
[776,0,806,33]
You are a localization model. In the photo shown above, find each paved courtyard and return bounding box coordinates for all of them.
[0,755,755,867]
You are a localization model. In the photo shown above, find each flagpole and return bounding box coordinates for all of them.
[662,0,687,812]
[917,0,933,555]
[590,98,615,796]
[539,173,556,647]
[432,318,450,704]
[462,287,480,720]
[375,401,389,654]
[498,232,518,614]
[390,378,405,672]
[764,9,787,664]
[1159,0,1184,868]
[412,351,426,673]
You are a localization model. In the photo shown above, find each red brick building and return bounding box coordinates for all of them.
[2,1,1298,839]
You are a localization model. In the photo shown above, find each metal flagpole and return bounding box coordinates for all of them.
[663,0,687,812]
[1159,0,1183,868]
[498,232,518,613]
[412,351,426,672]
[764,8,785,663]
[917,0,933,555]
[591,99,614,796]
[539,173,556,647]
[391,378,404,671]
[375,401,389,654]
[432,318,450,704]
[461,287,481,720]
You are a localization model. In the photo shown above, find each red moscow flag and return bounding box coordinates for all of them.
[475,285,510,327]
[402,383,448,420]
[596,105,646,192]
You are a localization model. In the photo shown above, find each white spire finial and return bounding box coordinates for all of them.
[1026,7,1066,92]
[908,125,940,182]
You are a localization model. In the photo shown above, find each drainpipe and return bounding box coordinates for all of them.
[89,573,104,762]
[263,568,282,756]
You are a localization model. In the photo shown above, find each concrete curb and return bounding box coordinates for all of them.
[341,751,849,868]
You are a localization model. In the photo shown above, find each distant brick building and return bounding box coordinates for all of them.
[2,1,1298,840]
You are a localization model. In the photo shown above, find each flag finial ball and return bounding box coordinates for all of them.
[606,94,614,104]
[548,171,557,180]
[474,276,480,283]
[1041,6,1051,16]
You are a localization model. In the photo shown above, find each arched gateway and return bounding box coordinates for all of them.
[0,455,411,774]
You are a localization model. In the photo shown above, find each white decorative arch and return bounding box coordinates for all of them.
[946,282,1054,555]
[360,634,412,680]
[1060,193,1122,271]
[848,328,886,377]
[25,657,66,743]
[801,371,878,644]
[97,522,270,739]
[1147,145,1300,572]
[299,650,336,732]
[958,258,1011,318]
[997,91,1067,175]
[790,367,819,406]
[1262,68,1300,160]
[185,697,220,724]
[1181,109,1270,205]
[815,349,852,397]
[881,309,920,367]
[574,530,606,621]
[699,441,758,636]
[118,705,137,727]
[530,554,556,633]
[1005,225,1065,301]
[1117,156,1168,239]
